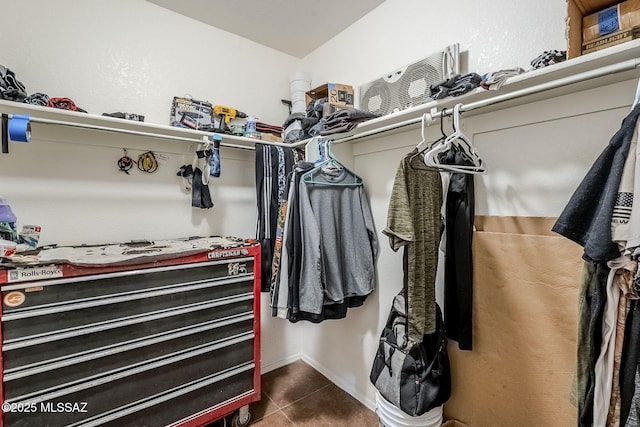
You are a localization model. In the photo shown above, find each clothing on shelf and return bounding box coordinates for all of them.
[255,143,303,292]
[429,73,483,100]
[270,150,378,323]
[24,92,50,106]
[530,50,566,70]
[554,103,640,427]
[480,67,525,90]
[319,108,379,136]
[0,64,27,101]
[256,121,284,137]
[46,97,87,113]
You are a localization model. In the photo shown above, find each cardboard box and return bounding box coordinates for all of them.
[322,102,349,118]
[582,0,640,42]
[568,0,640,58]
[442,421,471,427]
[258,133,283,143]
[443,216,582,427]
[305,83,354,110]
[582,24,640,53]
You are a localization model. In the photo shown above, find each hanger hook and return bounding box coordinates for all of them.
[453,103,462,131]
[439,108,447,137]
[421,113,428,143]
[327,139,334,159]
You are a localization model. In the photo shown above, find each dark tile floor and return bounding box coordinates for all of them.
[248,360,379,427]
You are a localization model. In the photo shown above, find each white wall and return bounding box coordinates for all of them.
[301,0,567,93]
[0,0,303,373]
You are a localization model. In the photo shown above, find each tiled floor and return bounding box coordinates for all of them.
[248,360,379,427]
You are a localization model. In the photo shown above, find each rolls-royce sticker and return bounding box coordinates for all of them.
[4,291,25,307]
[7,266,63,283]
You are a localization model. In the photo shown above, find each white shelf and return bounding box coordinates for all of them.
[330,39,640,144]
[0,100,299,150]
[2,39,640,149]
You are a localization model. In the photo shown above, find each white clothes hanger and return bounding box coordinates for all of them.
[409,109,448,163]
[423,104,487,175]
[414,113,431,152]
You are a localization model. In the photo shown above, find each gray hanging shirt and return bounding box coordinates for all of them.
[298,166,378,314]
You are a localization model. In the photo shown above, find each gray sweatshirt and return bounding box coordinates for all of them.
[298,166,378,314]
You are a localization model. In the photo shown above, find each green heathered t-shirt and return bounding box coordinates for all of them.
[383,149,442,343]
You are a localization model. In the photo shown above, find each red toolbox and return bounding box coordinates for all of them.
[0,237,261,427]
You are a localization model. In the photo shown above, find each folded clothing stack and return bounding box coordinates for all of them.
[320,108,379,136]
[530,50,566,70]
[480,67,526,90]
[24,92,50,106]
[0,65,27,102]
[429,73,483,100]
[47,97,87,113]
[256,122,283,137]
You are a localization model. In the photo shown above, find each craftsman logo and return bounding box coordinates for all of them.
[208,249,249,259]
[4,291,25,307]
[7,266,63,283]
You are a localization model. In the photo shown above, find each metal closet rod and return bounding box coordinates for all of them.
[332,57,640,144]
[7,114,306,151]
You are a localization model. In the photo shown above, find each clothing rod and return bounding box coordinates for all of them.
[18,115,212,144]
[333,58,640,144]
[222,142,255,151]
[7,114,305,150]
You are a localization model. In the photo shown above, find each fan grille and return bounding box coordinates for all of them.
[358,44,458,116]
[398,62,440,110]
[361,83,392,116]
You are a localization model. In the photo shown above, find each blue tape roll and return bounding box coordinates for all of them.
[8,115,31,142]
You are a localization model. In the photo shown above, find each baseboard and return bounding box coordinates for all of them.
[260,353,302,375]
[301,354,376,412]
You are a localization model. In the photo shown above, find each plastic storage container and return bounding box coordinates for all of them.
[0,196,17,242]
[244,116,261,139]
[375,390,443,427]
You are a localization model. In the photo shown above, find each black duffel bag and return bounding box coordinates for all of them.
[370,291,451,416]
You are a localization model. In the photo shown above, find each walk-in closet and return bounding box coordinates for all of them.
[1,1,640,426]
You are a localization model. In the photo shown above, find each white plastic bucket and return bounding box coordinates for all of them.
[375,390,443,427]
[291,100,307,114]
[290,91,307,103]
[289,71,311,83]
[290,80,311,93]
